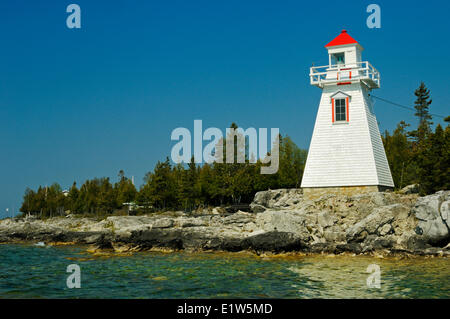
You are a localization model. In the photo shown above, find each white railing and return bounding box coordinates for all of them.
[310,61,380,89]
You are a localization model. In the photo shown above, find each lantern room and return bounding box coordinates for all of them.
[309,30,380,89]
[325,30,363,67]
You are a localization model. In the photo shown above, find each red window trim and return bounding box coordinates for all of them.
[346,97,349,122]
[331,97,350,123]
[331,98,335,122]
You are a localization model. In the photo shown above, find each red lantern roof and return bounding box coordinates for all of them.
[325,30,359,47]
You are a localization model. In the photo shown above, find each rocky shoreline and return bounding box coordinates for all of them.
[1,188,449,256]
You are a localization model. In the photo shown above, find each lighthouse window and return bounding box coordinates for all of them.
[332,53,345,65]
[335,98,347,121]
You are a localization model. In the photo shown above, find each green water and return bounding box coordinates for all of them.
[0,244,448,298]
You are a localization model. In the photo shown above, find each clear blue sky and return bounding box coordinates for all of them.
[0,0,449,217]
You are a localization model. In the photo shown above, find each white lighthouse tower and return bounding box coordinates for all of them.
[301,30,394,198]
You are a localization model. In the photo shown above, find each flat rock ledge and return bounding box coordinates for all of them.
[1,189,449,257]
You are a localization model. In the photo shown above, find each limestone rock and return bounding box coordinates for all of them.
[323,230,346,243]
[252,189,303,209]
[211,207,224,215]
[399,184,420,194]
[256,210,310,240]
[346,204,405,241]
[412,191,450,244]
[0,189,448,256]
[176,218,208,228]
[250,203,266,213]
[152,218,174,229]
[378,223,392,236]
[440,200,450,225]
[317,211,336,228]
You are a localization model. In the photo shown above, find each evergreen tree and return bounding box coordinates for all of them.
[277,135,307,188]
[410,82,433,144]
[417,124,448,194]
[177,157,200,211]
[382,121,418,188]
[20,188,34,214]
[444,119,450,191]
[141,158,177,210]
[68,182,81,214]
[115,170,137,206]
[98,177,116,214]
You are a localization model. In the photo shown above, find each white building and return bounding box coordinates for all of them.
[301,30,394,198]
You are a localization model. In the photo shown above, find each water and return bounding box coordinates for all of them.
[0,244,448,298]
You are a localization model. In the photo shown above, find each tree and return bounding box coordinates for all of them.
[278,135,308,188]
[178,157,200,211]
[410,82,433,144]
[98,177,116,214]
[141,158,177,210]
[20,188,35,214]
[416,124,448,194]
[382,121,418,188]
[68,182,82,214]
[115,170,137,206]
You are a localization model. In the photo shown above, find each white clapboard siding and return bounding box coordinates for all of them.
[361,89,395,187]
[301,83,394,188]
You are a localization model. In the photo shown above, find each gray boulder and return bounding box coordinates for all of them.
[399,184,419,194]
[412,191,450,244]
[252,190,272,207]
[346,204,407,241]
[251,189,303,209]
[317,211,336,228]
[441,200,450,226]
[250,203,266,213]
[323,230,346,243]
[256,210,311,240]
[152,218,174,229]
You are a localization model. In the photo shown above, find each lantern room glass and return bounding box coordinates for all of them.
[332,53,345,66]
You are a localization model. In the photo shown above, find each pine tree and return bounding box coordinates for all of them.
[68,182,81,214]
[115,170,137,206]
[443,119,450,191]
[178,157,199,211]
[20,188,35,215]
[382,121,418,188]
[278,135,307,188]
[417,124,448,194]
[410,82,433,144]
[142,157,177,210]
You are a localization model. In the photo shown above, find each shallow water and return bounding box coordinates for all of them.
[0,244,448,298]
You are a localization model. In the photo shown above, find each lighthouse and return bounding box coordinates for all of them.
[301,30,394,198]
